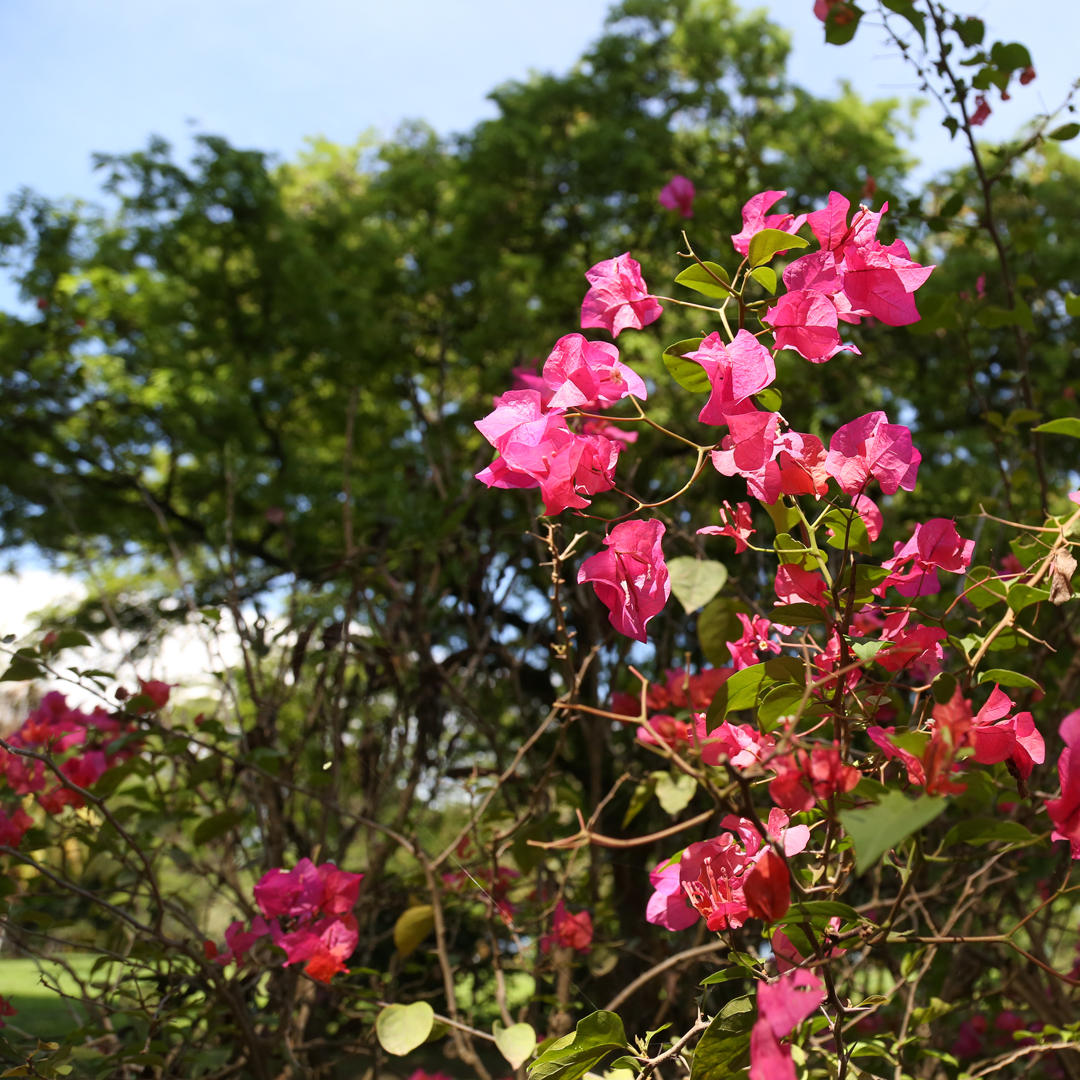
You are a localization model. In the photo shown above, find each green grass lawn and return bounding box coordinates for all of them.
[0,955,96,1039]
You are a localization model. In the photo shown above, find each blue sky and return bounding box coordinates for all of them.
[0,1,1073,210]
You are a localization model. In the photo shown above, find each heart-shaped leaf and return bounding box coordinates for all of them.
[668,557,728,613]
[393,905,435,957]
[495,1022,538,1070]
[376,1002,435,1056]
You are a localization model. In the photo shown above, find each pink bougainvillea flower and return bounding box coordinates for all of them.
[774,564,828,609]
[646,860,698,930]
[750,969,827,1080]
[971,94,991,126]
[728,612,783,670]
[853,493,883,541]
[765,289,858,363]
[697,500,755,553]
[536,430,621,516]
[840,239,935,326]
[964,685,1045,780]
[276,913,359,984]
[711,410,782,503]
[215,916,272,966]
[1048,709,1080,858]
[873,612,947,673]
[0,805,33,847]
[580,253,663,337]
[638,714,692,751]
[743,848,791,923]
[0,994,15,1028]
[731,190,807,257]
[543,333,647,409]
[658,175,695,217]
[682,330,776,425]
[776,431,830,497]
[769,745,860,812]
[545,900,594,952]
[697,719,776,770]
[474,390,621,515]
[879,518,974,597]
[813,0,859,26]
[825,411,921,495]
[578,519,670,643]
[254,858,362,922]
[138,679,174,710]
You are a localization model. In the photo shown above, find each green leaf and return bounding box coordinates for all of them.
[824,2,864,45]
[749,266,776,293]
[705,656,802,730]
[774,532,825,571]
[495,1022,538,1070]
[1033,418,1080,438]
[663,339,712,393]
[689,996,754,1080]
[953,15,984,46]
[747,228,809,267]
[394,904,435,957]
[965,566,1009,610]
[931,671,958,704]
[757,683,809,731]
[770,603,826,627]
[821,508,871,555]
[674,261,730,299]
[882,0,925,40]
[852,564,890,599]
[942,818,1036,849]
[697,597,751,666]
[839,791,948,874]
[376,1002,436,1056]
[94,758,142,797]
[622,777,657,828]
[787,900,861,922]
[49,629,92,651]
[699,968,746,987]
[753,387,782,412]
[989,40,1031,72]
[192,809,244,846]
[653,771,698,816]
[0,657,42,682]
[1049,122,1080,142]
[1066,292,1080,317]
[977,668,1040,691]
[668,557,728,614]
[851,640,885,662]
[976,299,1034,331]
[762,498,800,535]
[1007,582,1050,612]
[528,1011,628,1080]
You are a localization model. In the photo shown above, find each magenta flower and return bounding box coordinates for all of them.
[840,239,935,326]
[731,190,807,257]
[658,175,695,218]
[536,432,621,515]
[681,330,776,425]
[966,685,1045,780]
[874,612,947,673]
[214,916,271,966]
[646,861,698,930]
[274,913,359,983]
[543,333,647,409]
[750,970,826,1080]
[765,289,858,363]
[1048,709,1080,858]
[697,500,755,553]
[853,493,883,540]
[578,519,671,643]
[824,411,921,495]
[0,805,33,847]
[776,430,830,497]
[696,720,776,770]
[879,518,974,596]
[541,900,594,952]
[728,612,783,670]
[711,410,783,503]
[774,565,827,608]
[580,253,663,337]
[971,94,991,126]
[254,858,363,921]
[475,389,565,456]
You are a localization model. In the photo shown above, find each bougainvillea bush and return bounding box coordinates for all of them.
[1,2,1079,1078]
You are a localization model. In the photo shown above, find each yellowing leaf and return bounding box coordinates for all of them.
[393,904,435,957]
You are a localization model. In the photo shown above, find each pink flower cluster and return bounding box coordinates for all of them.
[750,969,826,1080]
[646,810,808,932]
[1047,708,1080,857]
[210,858,363,984]
[0,691,146,815]
[764,191,935,362]
[540,899,594,953]
[475,333,647,515]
